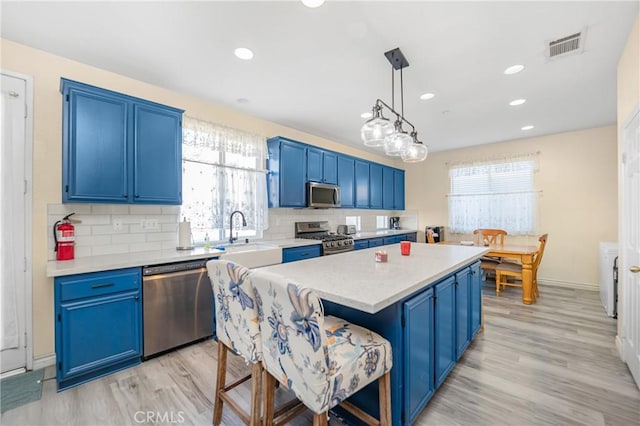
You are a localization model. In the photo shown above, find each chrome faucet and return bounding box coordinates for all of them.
[229,210,247,244]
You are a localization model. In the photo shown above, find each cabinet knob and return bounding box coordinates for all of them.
[123,194,128,198]
[135,194,140,198]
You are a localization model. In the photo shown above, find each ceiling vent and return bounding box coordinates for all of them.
[547,31,585,59]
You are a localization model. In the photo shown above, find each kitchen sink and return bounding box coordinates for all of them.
[217,242,282,268]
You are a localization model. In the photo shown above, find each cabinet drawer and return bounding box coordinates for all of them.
[354,240,369,250]
[57,268,141,302]
[282,245,322,263]
[368,238,384,248]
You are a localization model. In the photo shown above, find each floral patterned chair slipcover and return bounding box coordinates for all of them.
[206,259,262,425]
[250,269,392,425]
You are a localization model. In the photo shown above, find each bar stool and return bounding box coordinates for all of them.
[250,270,393,426]
[206,259,263,425]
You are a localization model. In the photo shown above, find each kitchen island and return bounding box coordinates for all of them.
[258,243,488,426]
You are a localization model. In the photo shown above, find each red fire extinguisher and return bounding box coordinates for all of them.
[54,213,76,261]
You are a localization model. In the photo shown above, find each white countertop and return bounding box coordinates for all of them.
[257,243,488,314]
[46,238,322,277]
[45,232,418,278]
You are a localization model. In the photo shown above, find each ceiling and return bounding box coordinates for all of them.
[1,1,637,154]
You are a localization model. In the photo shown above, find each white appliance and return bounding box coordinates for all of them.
[599,242,618,318]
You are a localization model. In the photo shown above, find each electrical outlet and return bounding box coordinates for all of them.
[113,219,123,231]
[141,219,159,230]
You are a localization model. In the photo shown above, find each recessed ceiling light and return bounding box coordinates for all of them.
[301,0,325,8]
[420,93,435,100]
[234,47,254,60]
[509,99,526,106]
[361,112,372,119]
[237,98,249,104]
[504,64,525,75]
[521,125,534,131]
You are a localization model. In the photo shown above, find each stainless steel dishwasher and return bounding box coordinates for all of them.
[142,259,213,358]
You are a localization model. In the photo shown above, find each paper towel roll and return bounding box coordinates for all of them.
[178,220,192,249]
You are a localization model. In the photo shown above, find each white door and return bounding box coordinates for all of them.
[620,106,640,388]
[0,73,28,373]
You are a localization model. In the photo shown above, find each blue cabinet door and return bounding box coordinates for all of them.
[383,236,396,245]
[307,147,323,182]
[406,232,417,242]
[394,169,405,210]
[368,237,384,248]
[337,156,355,208]
[280,141,307,207]
[323,151,338,184]
[455,267,471,359]
[403,288,435,424]
[435,276,456,388]
[355,160,370,208]
[354,240,369,250]
[55,268,142,390]
[63,86,129,203]
[470,261,482,337]
[382,166,395,210]
[369,163,383,209]
[133,103,182,204]
[282,245,322,263]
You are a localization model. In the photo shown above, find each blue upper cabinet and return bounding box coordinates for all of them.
[307,148,338,185]
[266,136,405,210]
[369,163,383,209]
[394,169,406,210]
[337,155,355,208]
[382,166,395,209]
[133,103,182,204]
[268,138,307,208]
[61,78,183,204]
[355,160,369,208]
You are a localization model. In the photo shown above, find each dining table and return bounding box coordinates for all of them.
[444,241,540,304]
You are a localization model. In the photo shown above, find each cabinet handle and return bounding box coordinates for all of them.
[91,282,114,289]
[123,194,128,198]
[135,194,140,198]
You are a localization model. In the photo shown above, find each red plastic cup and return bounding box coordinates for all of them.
[400,241,411,256]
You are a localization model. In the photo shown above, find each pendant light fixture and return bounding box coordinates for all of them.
[361,48,428,162]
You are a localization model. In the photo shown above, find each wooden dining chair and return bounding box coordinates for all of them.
[473,228,508,283]
[495,234,548,298]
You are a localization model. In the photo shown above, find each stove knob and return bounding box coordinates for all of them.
[346,239,353,245]
[330,242,336,248]
[337,240,343,246]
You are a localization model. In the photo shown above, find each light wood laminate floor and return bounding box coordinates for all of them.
[2,284,638,425]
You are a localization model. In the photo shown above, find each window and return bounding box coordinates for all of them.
[181,117,268,244]
[448,154,538,235]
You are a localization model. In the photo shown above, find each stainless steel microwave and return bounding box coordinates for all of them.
[307,182,341,208]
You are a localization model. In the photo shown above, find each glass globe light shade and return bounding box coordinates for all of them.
[401,142,428,162]
[361,117,393,147]
[384,131,412,156]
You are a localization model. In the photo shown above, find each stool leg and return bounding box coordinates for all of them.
[213,343,227,425]
[312,412,328,426]
[378,372,391,426]
[250,363,263,426]
[262,370,276,426]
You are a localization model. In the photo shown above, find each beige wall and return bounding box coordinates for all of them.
[405,125,618,289]
[616,17,639,336]
[0,39,402,358]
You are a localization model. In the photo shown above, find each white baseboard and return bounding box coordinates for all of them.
[32,353,55,370]
[538,278,598,291]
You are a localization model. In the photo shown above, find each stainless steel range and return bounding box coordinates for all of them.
[295,221,354,255]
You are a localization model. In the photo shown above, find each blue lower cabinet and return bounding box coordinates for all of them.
[354,239,369,250]
[55,268,142,391]
[405,232,417,242]
[383,236,397,245]
[282,245,322,263]
[470,261,482,337]
[435,276,456,388]
[368,237,384,248]
[403,288,435,424]
[455,268,471,359]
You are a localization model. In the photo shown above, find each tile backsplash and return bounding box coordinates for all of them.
[47,204,418,260]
